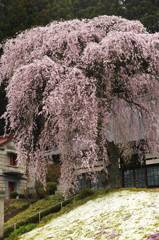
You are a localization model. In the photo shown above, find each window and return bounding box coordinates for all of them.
[96,171,107,189]
[77,171,107,191]
[8,153,17,166]
[123,168,146,188]
[147,166,159,187]
[77,173,92,190]
[135,168,146,187]
[123,170,134,187]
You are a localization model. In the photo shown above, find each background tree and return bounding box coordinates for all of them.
[0,0,158,43]
[118,0,159,33]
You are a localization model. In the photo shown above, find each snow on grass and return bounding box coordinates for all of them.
[20,190,159,240]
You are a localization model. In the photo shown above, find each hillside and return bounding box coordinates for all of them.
[5,194,63,229]
[18,189,159,240]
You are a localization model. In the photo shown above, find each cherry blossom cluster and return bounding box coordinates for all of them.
[0,15,158,195]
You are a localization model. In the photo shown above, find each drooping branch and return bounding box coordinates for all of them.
[0,15,159,195]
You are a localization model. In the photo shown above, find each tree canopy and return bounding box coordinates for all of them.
[0,16,158,195]
[0,0,158,138]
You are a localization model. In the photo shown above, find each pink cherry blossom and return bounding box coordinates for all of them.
[0,15,158,195]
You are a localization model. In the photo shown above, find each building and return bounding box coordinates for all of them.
[3,136,158,195]
[48,142,122,191]
[76,160,108,190]
[76,142,122,190]
[44,140,159,191]
[0,136,27,198]
[122,153,159,188]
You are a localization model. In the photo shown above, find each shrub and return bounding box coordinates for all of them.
[7,223,36,240]
[18,194,25,199]
[36,181,57,198]
[40,203,61,218]
[62,198,73,207]
[46,182,57,195]
[76,188,94,200]
[4,225,14,238]
[10,192,19,199]
[23,188,37,200]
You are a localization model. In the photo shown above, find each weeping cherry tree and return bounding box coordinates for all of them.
[0,16,159,195]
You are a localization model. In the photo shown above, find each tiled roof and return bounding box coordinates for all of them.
[0,136,12,146]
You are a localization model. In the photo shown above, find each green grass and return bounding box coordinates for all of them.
[6,224,37,240]
[5,193,63,228]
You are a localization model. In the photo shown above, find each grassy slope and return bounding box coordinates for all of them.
[18,188,159,240]
[5,199,29,217]
[5,194,63,228]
